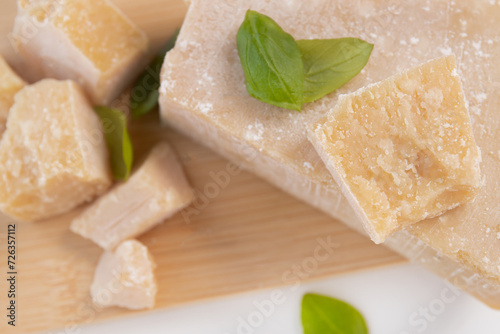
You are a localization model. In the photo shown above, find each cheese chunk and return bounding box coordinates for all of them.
[0,55,25,136]
[12,0,149,105]
[91,240,157,310]
[160,0,500,307]
[71,141,194,250]
[0,79,112,222]
[309,56,482,243]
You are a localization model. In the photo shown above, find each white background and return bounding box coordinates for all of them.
[73,264,500,334]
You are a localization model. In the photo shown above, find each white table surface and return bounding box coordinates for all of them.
[74,263,500,334]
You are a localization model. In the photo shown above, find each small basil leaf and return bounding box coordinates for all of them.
[95,107,134,181]
[298,38,373,103]
[237,10,304,111]
[302,293,368,334]
[131,90,160,118]
[130,30,179,118]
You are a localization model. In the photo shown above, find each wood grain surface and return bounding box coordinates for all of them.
[0,1,404,332]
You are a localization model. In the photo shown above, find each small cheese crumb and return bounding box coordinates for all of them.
[475,92,488,104]
[244,123,264,141]
[91,240,157,310]
[198,102,213,114]
[440,46,453,56]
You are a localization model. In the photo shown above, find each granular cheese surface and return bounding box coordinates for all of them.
[310,56,482,243]
[13,0,149,104]
[0,79,111,221]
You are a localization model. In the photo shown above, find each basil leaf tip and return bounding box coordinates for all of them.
[95,106,134,181]
[301,293,368,334]
[130,29,179,118]
[298,38,373,103]
[237,10,304,111]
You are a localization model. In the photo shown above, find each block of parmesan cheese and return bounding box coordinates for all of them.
[71,141,194,250]
[91,240,157,310]
[0,55,25,136]
[309,56,482,243]
[0,79,111,222]
[12,0,149,105]
[160,0,500,308]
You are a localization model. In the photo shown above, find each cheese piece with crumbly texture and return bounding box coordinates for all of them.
[160,0,500,308]
[91,240,157,310]
[309,56,482,244]
[0,55,25,136]
[12,0,149,105]
[71,141,194,250]
[0,79,112,222]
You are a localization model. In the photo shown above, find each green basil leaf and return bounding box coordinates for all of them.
[130,30,179,118]
[302,293,368,334]
[298,38,373,103]
[237,10,304,111]
[131,90,160,118]
[95,107,134,181]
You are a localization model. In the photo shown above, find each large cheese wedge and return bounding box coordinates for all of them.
[12,0,149,105]
[309,56,482,243]
[159,0,500,308]
[0,55,25,136]
[71,141,194,250]
[91,240,157,310]
[0,79,112,222]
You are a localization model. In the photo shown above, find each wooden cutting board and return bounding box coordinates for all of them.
[0,1,404,332]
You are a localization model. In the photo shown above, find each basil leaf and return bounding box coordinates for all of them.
[130,30,179,118]
[298,38,373,103]
[237,10,304,111]
[95,107,134,181]
[302,293,368,334]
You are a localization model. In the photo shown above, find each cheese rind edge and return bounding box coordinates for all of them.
[0,55,25,136]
